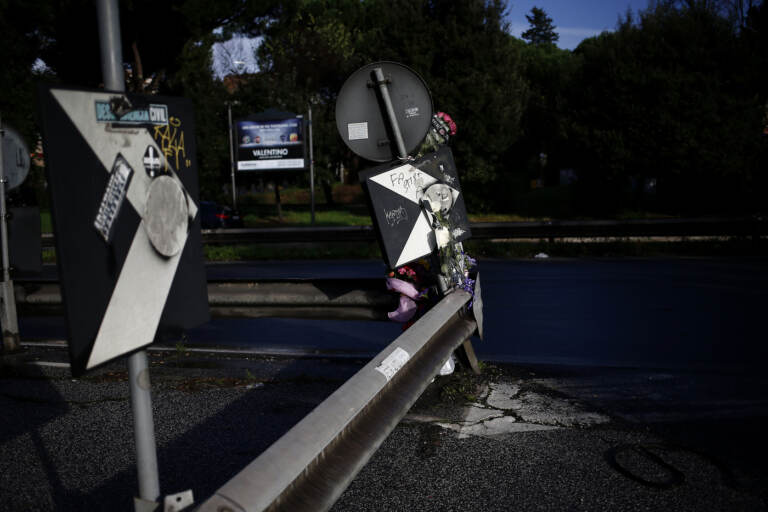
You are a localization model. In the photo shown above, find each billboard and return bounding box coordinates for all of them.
[236,115,306,171]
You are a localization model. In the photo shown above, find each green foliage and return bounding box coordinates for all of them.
[568,4,766,215]
[170,35,233,199]
[2,0,766,219]
[238,0,529,212]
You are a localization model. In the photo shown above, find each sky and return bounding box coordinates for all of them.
[213,0,653,77]
[507,0,652,49]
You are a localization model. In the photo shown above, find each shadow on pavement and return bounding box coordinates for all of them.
[0,353,72,508]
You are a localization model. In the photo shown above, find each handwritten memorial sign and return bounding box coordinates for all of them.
[360,147,470,268]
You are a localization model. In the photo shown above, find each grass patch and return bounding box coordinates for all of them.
[464,237,767,259]
[41,210,53,234]
[615,210,676,220]
[204,242,382,261]
[42,247,56,263]
[468,213,549,223]
[243,208,372,227]
[236,184,365,206]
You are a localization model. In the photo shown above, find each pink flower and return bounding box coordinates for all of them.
[437,112,457,136]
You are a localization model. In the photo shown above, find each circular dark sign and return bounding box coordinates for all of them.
[1,125,31,190]
[336,61,433,162]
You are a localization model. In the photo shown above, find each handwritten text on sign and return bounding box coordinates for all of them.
[372,164,438,203]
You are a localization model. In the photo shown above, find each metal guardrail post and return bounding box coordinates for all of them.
[39,217,768,248]
[196,290,475,512]
[15,280,399,320]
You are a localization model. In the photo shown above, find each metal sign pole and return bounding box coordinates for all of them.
[0,112,20,353]
[96,0,160,505]
[308,105,315,225]
[372,67,408,160]
[228,102,237,209]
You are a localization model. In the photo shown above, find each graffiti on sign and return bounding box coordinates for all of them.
[153,117,191,171]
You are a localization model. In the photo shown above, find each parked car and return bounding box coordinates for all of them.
[199,201,244,229]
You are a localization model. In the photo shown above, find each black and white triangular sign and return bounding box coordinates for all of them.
[361,162,441,268]
[361,147,470,268]
[39,87,208,375]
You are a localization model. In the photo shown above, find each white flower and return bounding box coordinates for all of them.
[429,199,442,213]
[435,227,451,248]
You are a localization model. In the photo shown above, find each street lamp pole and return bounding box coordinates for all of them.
[227,60,246,210]
[308,103,315,225]
[227,101,237,209]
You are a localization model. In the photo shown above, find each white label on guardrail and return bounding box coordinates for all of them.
[375,347,410,381]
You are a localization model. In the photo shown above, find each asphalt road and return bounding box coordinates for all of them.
[1,346,766,511]
[5,257,767,511]
[19,257,768,369]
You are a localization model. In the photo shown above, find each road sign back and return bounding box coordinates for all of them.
[1,125,31,190]
[38,85,209,376]
[336,61,433,162]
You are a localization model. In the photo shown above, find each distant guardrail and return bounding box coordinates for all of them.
[40,216,766,248]
[15,279,398,321]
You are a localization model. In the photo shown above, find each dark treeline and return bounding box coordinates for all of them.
[1,0,766,216]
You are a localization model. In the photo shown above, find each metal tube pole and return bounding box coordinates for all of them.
[127,353,160,502]
[0,114,9,285]
[0,112,20,352]
[97,0,125,91]
[228,103,237,209]
[372,67,407,159]
[97,0,160,504]
[308,105,315,225]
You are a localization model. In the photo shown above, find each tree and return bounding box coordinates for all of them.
[521,7,559,46]
[512,41,579,214]
[568,3,765,214]
[243,0,529,212]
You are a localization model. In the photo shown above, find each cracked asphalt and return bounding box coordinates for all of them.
[2,345,767,511]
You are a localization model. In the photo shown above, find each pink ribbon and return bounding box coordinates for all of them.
[388,294,417,322]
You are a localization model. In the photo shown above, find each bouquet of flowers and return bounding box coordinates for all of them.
[387,111,479,328]
[385,258,439,330]
[416,111,457,158]
[430,206,478,310]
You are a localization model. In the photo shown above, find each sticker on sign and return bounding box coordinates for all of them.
[143,145,163,177]
[94,154,133,244]
[347,122,369,141]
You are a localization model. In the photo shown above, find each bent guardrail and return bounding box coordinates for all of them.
[16,280,478,511]
[196,290,476,512]
[15,279,398,321]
